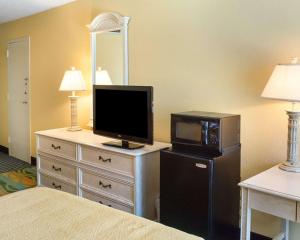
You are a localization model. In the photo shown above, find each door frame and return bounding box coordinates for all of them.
[7,36,31,162]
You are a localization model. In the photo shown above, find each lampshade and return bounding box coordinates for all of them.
[262,61,300,102]
[96,67,112,85]
[59,67,86,91]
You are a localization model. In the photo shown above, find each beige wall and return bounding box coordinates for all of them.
[0,0,92,154]
[1,0,300,238]
[92,0,300,238]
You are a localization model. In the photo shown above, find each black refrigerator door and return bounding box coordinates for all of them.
[160,149,213,239]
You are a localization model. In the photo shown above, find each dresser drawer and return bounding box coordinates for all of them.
[81,146,134,177]
[39,155,76,181]
[38,136,76,160]
[249,190,296,221]
[40,174,76,195]
[82,189,133,213]
[82,170,134,202]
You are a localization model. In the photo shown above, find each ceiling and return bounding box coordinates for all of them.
[0,0,76,24]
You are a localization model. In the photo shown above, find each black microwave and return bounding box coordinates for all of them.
[171,111,240,155]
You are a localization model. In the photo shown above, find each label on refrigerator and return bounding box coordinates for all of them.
[195,163,207,169]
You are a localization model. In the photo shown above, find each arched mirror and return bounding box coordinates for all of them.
[89,12,130,85]
[87,12,130,127]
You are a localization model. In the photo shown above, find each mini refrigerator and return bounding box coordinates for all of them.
[160,111,240,240]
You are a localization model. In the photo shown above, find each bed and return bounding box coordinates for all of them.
[0,187,203,240]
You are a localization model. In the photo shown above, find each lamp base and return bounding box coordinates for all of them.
[280,110,300,173]
[87,119,93,128]
[279,161,300,173]
[67,126,82,132]
[68,94,81,132]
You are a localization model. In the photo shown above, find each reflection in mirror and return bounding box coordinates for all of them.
[96,32,123,85]
[96,67,112,85]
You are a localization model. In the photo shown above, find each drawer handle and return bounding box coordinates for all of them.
[98,201,112,207]
[52,182,62,190]
[98,156,111,163]
[52,165,62,172]
[51,144,61,150]
[99,180,112,189]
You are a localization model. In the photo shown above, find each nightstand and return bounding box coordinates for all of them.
[239,165,300,240]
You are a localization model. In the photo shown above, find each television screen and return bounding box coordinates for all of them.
[93,85,153,146]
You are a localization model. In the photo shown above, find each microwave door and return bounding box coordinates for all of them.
[175,121,203,143]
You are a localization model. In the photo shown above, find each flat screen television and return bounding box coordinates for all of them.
[93,85,153,149]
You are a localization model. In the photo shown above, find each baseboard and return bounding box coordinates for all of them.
[0,148,36,166]
[251,232,271,240]
[0,145,9,154]
[31,157,37,166]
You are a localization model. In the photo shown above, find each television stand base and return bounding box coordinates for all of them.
[103,140,145,150]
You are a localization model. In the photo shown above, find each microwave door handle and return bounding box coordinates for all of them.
[202,124,208,145]
[204,131,208,145]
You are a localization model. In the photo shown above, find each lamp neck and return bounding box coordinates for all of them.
[290,102,300,112]
[291,57,299,64]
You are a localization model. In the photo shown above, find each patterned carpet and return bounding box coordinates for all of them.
[0,167,37,196]
[0,152,31,174]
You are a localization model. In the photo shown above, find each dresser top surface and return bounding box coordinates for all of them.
[239,165,300,201]
[172,111,239,119]
[35,128,170,157]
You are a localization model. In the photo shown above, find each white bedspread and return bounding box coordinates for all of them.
[0,187,203,240]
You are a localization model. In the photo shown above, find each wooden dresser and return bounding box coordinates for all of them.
[35,128,170,220]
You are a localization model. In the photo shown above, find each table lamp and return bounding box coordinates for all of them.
[96,67,112,85]
[262,57,300,172]
[59,67,86,131]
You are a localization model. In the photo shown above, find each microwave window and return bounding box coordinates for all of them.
[176,122,202,142]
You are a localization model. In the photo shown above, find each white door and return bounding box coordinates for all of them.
[7,37,30,163]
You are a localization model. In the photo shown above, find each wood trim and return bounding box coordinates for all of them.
[0,145,9,154]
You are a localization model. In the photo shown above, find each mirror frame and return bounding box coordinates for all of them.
[88,12,130,85]
[87,12,130,127]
